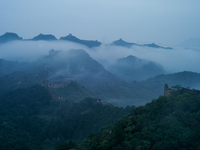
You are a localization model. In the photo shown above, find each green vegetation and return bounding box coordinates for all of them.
[129,71,200,105]
[52,81,94,102]
[81,87,200,150]
[0,70,48,96]
[0,85,134,150]
[1,84,199,150]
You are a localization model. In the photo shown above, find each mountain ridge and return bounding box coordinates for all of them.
[60,33,101,48]
[30,33,57,41]
[0,32,22,44]
[111,38,173,49]
[106,55,165,82]
[0,32,173,49]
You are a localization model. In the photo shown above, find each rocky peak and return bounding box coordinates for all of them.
[0,32,22,44]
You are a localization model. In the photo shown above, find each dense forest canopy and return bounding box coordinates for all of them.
[0,85,200,149]
[81,87,200,150]
[0,85,134,150]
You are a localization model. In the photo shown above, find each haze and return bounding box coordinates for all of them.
[1,40,200,74]
[0,0,200,46]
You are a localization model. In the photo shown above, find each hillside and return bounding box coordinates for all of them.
[0,85,134,150]
[143,43,173,49]
[0,32,22,44]
[134,71,200,97]
[38,49,145,105]
[31,33,57,41]
[107,55,165,82]
[81,86,200,150]
[1,49,200,107]
[60,34,101,48]
[0,32,173,49]
[111,38,139,48]
[111,38,173,49]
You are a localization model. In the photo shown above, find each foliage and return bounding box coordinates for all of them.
[0,85,134,150]
[55,140,78,150]
[81,87,200,150]
[0,70,48,96]
[53,81,94,102]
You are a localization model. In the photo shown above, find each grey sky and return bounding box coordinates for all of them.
[0,0,200,46]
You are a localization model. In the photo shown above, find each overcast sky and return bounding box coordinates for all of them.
[0,0,200,46]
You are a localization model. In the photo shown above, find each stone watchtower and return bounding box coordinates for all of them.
[164,84,172,96]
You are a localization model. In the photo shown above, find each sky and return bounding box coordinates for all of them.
[0,0,200,46]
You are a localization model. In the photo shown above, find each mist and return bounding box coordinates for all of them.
[0,40,200,74]
[0,40,89,61]
[88,44,200,74]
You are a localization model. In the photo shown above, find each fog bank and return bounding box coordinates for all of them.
[0,41,200,74]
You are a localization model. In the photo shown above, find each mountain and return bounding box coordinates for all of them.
[81,86,200,149]
[0,32,173,50]
[0,85,134,149]
[31,33,57,41]
[60,34,101,48]
[107,55,165,82]
[0,59,40,77]
[111,38,139,48]
[1,48,200,107]
[39,49,141,103]
[0,49,139,105]
[143,43,173,49]
[111,39,173,49]
[0,32,22,44]
[2,48,200,107]
[132,71,200,100]
[140,71,200,90]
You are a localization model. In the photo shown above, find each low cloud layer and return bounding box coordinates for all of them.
[89,45,200,74]
[0,41,87,61]
[0,41,200,74]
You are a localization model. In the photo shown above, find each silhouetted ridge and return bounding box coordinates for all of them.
[31,33,57,41]
[112,38,139,47]
[107,55,165,82]
[0,32,173,49]
[143,43,173,49]
[60,34,101,48]
[0,32,22,44]
[111,39,173,49]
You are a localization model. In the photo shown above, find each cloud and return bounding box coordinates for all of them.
[0,40,88,61]
[0,40,200,74]
[89,44,200,74]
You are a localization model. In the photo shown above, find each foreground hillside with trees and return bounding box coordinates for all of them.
[0,85,200,150]
[0,85,134,150]
[80,86,200,150]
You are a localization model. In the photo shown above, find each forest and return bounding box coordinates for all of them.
[0,85,134,150]
[0,85,200,149]
[80,86,200,150]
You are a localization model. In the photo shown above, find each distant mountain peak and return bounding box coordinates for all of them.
[0,32,173,49]
[111,39,173,49]
[60,34,101,48]
[0,32,22,44]
[112,39,139,47]
[31,33,57,41]
[143,43,173,49]
[61,34,79,41]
